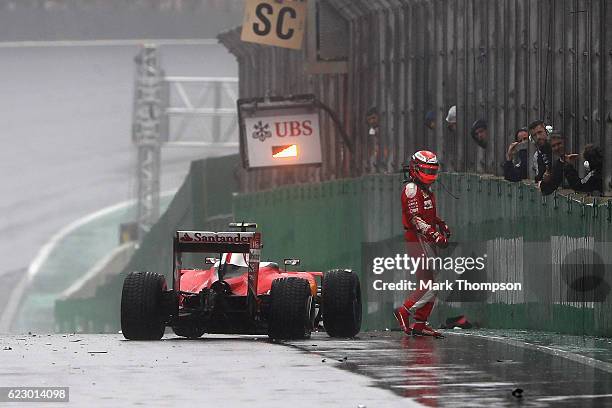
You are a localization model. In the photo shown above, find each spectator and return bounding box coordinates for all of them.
[528,120,552,182]
[470,119,488,149]
[366,106,387,173]
[503,128,529,182]
[425,111,436,130]
[539,132,579,196]
[446,106,457,131]
[566,144,604,195]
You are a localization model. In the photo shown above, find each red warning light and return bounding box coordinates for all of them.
[272,145,298,158]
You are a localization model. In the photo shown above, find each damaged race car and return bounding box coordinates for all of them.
[120,223,362,340]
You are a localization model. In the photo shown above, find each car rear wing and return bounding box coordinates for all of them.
[175,231,257,254]
[173,230,263,304]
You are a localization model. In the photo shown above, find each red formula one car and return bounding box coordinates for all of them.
[120,223,362,340]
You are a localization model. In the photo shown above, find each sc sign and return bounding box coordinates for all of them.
[244,112,322,168]
[241,0,307,50]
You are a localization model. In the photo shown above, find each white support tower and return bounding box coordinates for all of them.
[131,46,239,240]
[132,45,163,239]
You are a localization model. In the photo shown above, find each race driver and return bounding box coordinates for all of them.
[394,150,450,338]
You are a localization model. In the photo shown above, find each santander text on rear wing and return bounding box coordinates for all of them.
[175,231,260,254]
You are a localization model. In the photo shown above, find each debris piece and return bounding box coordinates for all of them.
[512,388,524,398]
[3,347,12,350]
[321,359,326,363]
[441,315,473,329]
[88,351,107,354]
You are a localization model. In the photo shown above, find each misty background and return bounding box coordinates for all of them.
[0,0,244,325]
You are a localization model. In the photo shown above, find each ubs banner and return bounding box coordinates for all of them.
[239,95,323,169]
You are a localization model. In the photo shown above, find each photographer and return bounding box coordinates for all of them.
[503,128,529,182]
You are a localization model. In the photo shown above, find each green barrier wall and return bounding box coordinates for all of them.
[234,173,612,336]
[60,159,612,336]
[433,174,612,336]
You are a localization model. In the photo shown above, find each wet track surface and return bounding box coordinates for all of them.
[0,334,414,408]
[288,331,612,407]
[2,331,612,407]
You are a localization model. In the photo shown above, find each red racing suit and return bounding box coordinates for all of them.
[400,181,448,325]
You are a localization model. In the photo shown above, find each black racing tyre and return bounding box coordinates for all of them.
[268,277,313,340]
[121,271,167,340]
[172,326,205,339]
[322,269,362,338]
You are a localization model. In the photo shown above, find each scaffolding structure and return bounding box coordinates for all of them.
[131,45,239,239]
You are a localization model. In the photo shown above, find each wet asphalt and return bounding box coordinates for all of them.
[0,333,414,408]
[288,331,612,407]
[2,331,612,407]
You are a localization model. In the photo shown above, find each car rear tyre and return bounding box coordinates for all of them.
[268,277,313,340]
[121,271,167,340]
[322,269,362,337]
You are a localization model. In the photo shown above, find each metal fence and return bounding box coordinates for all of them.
[219,0,612,194]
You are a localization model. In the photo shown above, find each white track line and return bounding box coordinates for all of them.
[0,38,218,48]
[0,191,176,332]
[536,394,612,402]
[447,331,612,374]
